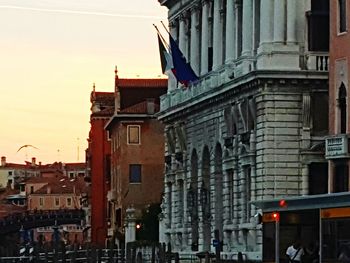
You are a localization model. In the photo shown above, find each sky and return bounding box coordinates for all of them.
[0,0,168,164]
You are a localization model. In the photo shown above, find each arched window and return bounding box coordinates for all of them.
[214,143,223,240]
[338,83,347,134]
[201,146,211,251]
[189,150,199,251]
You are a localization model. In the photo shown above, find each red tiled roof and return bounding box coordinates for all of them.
[64,163,86,170]
[0,163,35,169]
[91,91,114,104]
[0,203,26,219]
[120,101,160,114]
[117,79,167,89]
[33,176,87,195]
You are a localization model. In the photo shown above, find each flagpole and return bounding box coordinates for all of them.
[153,24,170,50]
[161,21,171,35]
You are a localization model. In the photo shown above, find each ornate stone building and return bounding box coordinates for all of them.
[157,0,329,260]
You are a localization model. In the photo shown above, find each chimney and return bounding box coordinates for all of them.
[32,157,36,166]
[114,66,120,113]
[146,98,156,114]
[1,156,6,166]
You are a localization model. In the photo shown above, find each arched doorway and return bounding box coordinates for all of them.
[190,149,199,251]
[202,146,211,251]
[214,143,223,241]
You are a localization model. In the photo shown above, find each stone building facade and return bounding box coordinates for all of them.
[157,0,329,260]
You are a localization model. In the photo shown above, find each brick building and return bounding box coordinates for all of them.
[326,0,350,188]
[87,84,114,246]
[105,72,167,243]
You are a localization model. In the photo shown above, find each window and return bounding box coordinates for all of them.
[67,197,72,207]
[55,197,60,207]
[309,163,328,195]
[30,186,34,194]
[338,84,347,134]
[129,164,141,183]
[8,171,12,176]
[127,125,140,144]
[39,197,44,207]
[339,0,347,33]
[69,172,74,179]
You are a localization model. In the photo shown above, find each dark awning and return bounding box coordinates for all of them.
[251,192,350,212]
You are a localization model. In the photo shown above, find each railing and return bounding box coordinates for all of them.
[305,52,329,71]
[0,209,85,235]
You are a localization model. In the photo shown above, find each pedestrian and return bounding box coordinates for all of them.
[286,239,304,263]
[339,244,350,263]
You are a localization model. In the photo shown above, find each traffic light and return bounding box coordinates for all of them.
[272,212,280,222]
[279,199,287,208]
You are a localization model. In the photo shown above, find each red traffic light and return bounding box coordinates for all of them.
[272,212,280,221]
[279,199,287,208]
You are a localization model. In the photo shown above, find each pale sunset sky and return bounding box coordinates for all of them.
[0,0,168,164]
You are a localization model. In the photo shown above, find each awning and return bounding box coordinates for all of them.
[251,192,350,212]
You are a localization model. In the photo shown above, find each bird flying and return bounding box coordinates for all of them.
[16,144,39,153]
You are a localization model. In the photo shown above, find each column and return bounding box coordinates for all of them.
[259,0,273,45]
[225,0,236,63]
[190,6,200,76]
[241,0,253,56]
[273,0,285,43]
[125,207,136,243]
[169,21,178,91]
[179,14,188,60]
[212,0,223,70]
[201,0,209,75]
[287,0,296,43]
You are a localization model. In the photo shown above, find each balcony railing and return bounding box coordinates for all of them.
[305,52,329,71]
[325,134,350,159]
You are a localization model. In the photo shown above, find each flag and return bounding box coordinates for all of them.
[169,34,198,86]
[157,34,173,74]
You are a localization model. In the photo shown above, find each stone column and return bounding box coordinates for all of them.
[201,0,209,75]
[286,0,296,43]
[273,0,285,43]
[212,0,223,70]
[259,0,273,46]
[179,14,188,60]
[241,0,253,56]
[225,0,236,63]
[125,207,136,243]
[190,5,200,76]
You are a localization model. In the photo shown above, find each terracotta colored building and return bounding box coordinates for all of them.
[326,0,350,190]
[25,175,88,244]
[87,85,114,246]
[105,73,167,242]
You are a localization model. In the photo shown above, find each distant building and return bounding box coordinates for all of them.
[87,83,114,246]
[26,175,88,244]
[105,71,167,243]
[0,156,40,189]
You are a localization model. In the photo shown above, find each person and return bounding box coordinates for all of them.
[338,244,350,263]
[303,241,319,263]
[286,239,304,263]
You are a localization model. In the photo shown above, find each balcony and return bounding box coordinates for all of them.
[305,52,329,71]
[325,134,350,159]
